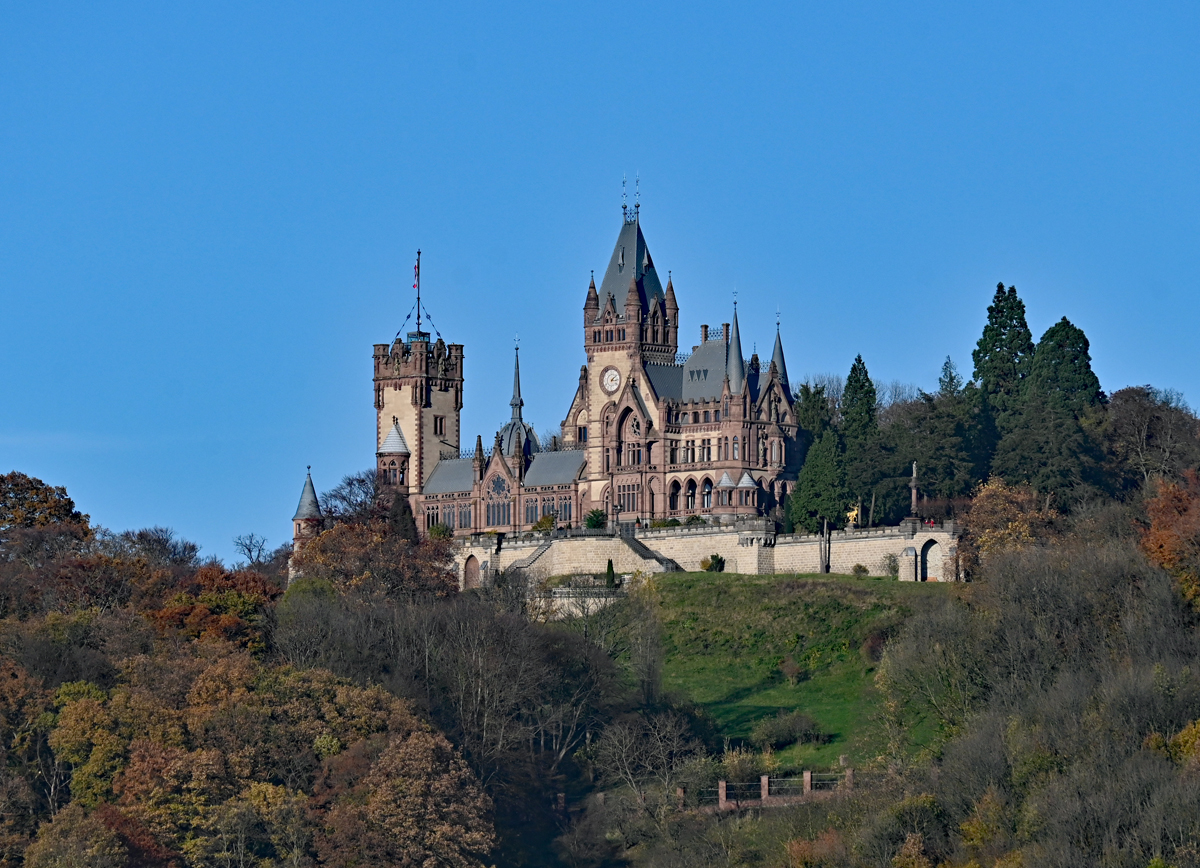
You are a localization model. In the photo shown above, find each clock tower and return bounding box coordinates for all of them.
[562,203,680,519]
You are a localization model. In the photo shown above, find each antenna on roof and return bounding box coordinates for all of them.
[414,249,422,335]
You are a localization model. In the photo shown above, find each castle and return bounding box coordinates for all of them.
[372,202,799,536]
[293,203,960,584]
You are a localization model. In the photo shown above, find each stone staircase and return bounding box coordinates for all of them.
[622,536,682,573]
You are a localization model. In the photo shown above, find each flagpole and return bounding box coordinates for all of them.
[415,249,422,335]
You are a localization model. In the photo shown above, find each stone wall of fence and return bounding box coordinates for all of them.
[451,519,958,588]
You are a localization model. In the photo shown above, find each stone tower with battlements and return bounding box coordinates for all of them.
[372,325,464,494]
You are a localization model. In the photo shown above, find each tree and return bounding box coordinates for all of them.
[793,382,833,439]
[1105,386,1200,488]
[232,532,269,565]
[790,430,846,534]
[938,356,963,398]
[972,283,1034,434]
[0,472,88,532]
[993,318,1107,505]
[1025,317,1102,416]
[292,520,456,599]
[842,355,881,509]
[22,803,127,868]
[321,469,384,525]
[585,509,608,530]
[388,492,419,544]
[1141,470,1200,609]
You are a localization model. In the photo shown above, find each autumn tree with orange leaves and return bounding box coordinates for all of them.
[1141,469,1200,609]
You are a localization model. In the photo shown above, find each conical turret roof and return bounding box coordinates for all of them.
[771,327,790,392]
[379,421,410,455]
[595,213,664,318]
[292,470,323,520]
[727,308,747,394]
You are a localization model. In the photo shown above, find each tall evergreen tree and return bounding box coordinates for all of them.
[938,356,963,397]
[841,355,878,446]
[793,382,833,437]
[1025,316,1102,415]
[993,317,1107,505]
[841,355,880,510]
[790,429,847,534]
[972,283,1034,434]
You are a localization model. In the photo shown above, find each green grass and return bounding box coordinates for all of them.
[653,571,947,770]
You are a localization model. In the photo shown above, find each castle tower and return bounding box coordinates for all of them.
[289,468,324,581]
[372,253,464,491]
[377,418,411,495]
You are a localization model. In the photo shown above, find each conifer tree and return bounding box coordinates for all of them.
[388,493,420,544]
[972,283,1034,433]
[790,429,847,534]
[992,317,1106,504]
[1025,317,1102,415]
[937,356,963,397]
[841,355,880,511]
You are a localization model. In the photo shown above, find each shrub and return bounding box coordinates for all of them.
[605,559,616,588]
[584,509,608,529]
[700,554,725,572]
[851,563,869,578]
[779,654,805,686]
[531,514,556,532]
[649,518,681,528]
[749,710,826,750]
[882,552,900,578]
[684,514,707,526]
[427,522,453,540]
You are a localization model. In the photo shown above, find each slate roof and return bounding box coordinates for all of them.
[717,471,736,488]
[422,459,476,494]
[378,422,410,455]
[595,216,665,318]
[737,471,757,489]
[292,472,323,520]
[771,328,790,393]
[523,450,587,487]
[643,363,684,401]
[682,339,730,402]
[727,310,747,395]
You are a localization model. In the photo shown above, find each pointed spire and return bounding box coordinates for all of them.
[292,469,323,520]
[625,273,640,312]
[771,326,790,393]
[727,306,746,395]
[510,344,524,421]
[585,272,599,311]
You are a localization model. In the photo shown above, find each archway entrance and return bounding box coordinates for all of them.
[920,539,942,581]
[463,555,480,590]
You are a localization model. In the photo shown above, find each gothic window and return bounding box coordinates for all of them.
[445,508,455,530]
[459,505,472,529]
[713,409,720,422]
[703,411,710,423]
[525,499,538,524]
[433,416,446,436]
[702,480,713,509]
[692,412,700,424]
[685,480,697,510]
[486,476,510,527]
[578,426,588,442]
[669,481,680,511]
[733,436,740,460]
[701,439,712,462]
[593,330,601,343]
[387,460,397,485]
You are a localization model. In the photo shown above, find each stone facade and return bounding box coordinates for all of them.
[451,519,959,587]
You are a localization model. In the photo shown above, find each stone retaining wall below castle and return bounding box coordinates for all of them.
[452,521,958,588]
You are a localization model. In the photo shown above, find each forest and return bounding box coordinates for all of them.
[3,282,1200,867]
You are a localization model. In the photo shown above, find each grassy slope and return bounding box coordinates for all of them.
[653,571,946,770]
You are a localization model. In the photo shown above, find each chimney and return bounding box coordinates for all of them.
[700,324,709,342]
[722,323,730,343]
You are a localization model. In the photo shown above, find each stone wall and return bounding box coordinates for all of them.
[451,521,959,588]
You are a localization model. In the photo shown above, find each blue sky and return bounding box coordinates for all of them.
[2,2,1198,562]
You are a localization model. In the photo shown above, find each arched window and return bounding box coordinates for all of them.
[669,481,680,511]
[733,437,739,460]
[388,460,397,484]
[685,480,697,510]
[486,476,511,527]
[702,479,713,509]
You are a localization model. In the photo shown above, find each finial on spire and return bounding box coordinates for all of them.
[414,249,422,334]
[733,289,738,309]
[635,172,640,212]
[622,174,627,218]
[776,306,781,329]
[307,465,311,472]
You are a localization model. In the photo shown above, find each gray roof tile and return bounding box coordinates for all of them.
[422,459,476,494]
[523,450,587,487]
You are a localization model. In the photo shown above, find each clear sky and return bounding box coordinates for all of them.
[3,2,1198,563]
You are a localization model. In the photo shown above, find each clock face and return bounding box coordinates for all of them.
[601,368,621,394]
